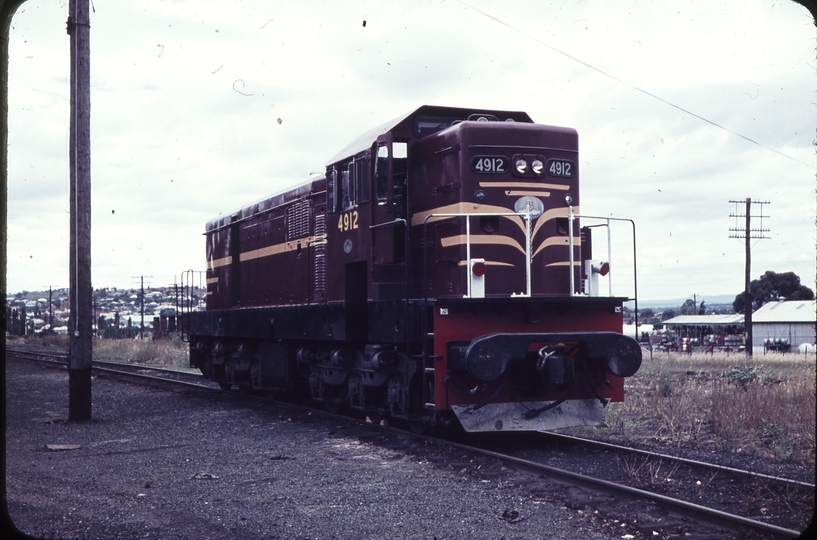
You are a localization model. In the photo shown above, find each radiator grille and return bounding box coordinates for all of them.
[287,199,311,240]
[313,214,326,292]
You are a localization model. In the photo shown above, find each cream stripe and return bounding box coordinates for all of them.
[532,236,580,259]
[411,202,524,232]
[545,261,581,267]
[412,202,579,242]
[531,206,575,240]
[206,277,219,285]
[440,234,525,255]
[240,235,321,263]
[207,256,232,270]
[457,260,515,267]
[479,181,570,190]
[504,190,551,197]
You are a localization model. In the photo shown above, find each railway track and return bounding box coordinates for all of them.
[458,431,811,538]
[5,345,216,391]
[8,346,810,538]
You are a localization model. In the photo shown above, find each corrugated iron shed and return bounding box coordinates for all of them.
[751,300,816,323]
[663,314,744,326]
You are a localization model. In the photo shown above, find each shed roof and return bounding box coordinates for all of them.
[752,300,816,323]
[663,314,744,326]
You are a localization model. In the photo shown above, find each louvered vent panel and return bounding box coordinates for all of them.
[287,199,311,240]
[313,214,326,292]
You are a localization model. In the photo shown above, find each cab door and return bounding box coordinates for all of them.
[325,154,371,304]
[371,138,408,265]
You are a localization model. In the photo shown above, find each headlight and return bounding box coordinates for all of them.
[515,159,528,174]
[532,159,544,174]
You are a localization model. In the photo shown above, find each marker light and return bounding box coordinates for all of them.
[515,159,528,174]
[472,261,486,276]
[532,159,544,174]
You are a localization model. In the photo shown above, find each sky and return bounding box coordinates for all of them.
[6,0,816,303]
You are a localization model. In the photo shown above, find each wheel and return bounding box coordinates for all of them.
[218,381,232,391]
[407,415,431,435]
[325,399,342,414]
[366,411,386,426]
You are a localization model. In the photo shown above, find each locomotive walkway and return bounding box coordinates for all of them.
[4,356,619,540]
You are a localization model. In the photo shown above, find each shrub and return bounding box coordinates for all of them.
[93,337,191,370]
[574,351,816,464]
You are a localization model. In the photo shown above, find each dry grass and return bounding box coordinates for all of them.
[8,333,70,349]
[93,334,191,370]
[568,351,816,465]
[9,332,192,371]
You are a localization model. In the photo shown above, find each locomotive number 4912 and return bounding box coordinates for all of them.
[471,155,509,174]
[338,210,359,232]
[547,159,574,178]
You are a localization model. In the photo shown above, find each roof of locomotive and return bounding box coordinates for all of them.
[204,106,537,233]
[204,175,326,233]
[325,105,534,166]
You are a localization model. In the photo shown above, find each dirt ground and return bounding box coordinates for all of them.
[5,357,622,540]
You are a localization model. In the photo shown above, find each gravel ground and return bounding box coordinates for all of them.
[4,358,619,540]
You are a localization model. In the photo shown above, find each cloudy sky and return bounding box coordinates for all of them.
[6,0,815,303]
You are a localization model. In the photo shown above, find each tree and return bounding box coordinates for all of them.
[679,299,696,315]
[733,270,815,314]
[661,309,675,321]
[698,301,706,315]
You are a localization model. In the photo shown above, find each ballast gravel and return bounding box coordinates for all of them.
[5,358,618,540]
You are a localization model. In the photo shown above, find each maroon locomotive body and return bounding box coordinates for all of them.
[188,105,641,432]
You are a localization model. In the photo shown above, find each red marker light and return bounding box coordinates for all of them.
[598,262,610,276]
[472,261,486,277]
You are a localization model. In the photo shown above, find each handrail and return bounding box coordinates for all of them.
[422,211,535,298]
[179,269,206,342]
[567,208,639,339]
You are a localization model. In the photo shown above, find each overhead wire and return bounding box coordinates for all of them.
[457,0,814,170]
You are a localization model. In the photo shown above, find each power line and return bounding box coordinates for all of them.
[457,1,814,169]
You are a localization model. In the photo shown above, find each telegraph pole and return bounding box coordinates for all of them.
[132,275,152,339]
[729,198,770,358]
[140,276,145,339]
[48,286,53,331]
[68,0,92,420]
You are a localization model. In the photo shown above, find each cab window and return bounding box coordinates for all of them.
[355,156,370,203]
[375,144,389,200]
[327,167,338,213]
[341,166,355,210]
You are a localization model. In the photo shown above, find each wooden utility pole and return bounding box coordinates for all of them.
[729,198,770,359]
[68,0,92,420]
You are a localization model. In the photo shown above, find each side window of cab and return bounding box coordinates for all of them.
[375,144,389,200]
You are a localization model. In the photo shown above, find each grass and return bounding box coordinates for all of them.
[7,332,69,349]
[567,351,816,465]
[8,332,192,371]
[93,333,192,370]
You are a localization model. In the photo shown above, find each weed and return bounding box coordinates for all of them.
[721,365,763,389]
[93,337,191,371]
[571,351,816,464]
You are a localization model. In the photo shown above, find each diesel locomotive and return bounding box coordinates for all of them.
[186,105,642,433]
